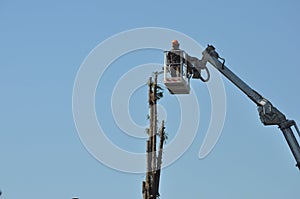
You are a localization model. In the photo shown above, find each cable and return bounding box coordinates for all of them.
[199,66,210,82]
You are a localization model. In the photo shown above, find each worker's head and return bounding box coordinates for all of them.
[172,39,180,50]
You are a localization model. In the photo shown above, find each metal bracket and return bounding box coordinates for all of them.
[258,102,287,126]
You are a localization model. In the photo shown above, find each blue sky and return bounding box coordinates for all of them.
[1,0,300,198]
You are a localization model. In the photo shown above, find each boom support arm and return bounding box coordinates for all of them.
[199,45,300,170]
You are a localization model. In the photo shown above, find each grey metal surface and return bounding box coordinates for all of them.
[200,45,300,170]
[202,49,268,106]
[281,127,300,169]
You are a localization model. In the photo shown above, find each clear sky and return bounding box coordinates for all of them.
[1,0,300,198]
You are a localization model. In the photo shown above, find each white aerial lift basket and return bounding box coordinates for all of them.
[164,50,190,94]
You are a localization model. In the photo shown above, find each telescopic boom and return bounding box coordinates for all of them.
[198,45,300,170]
